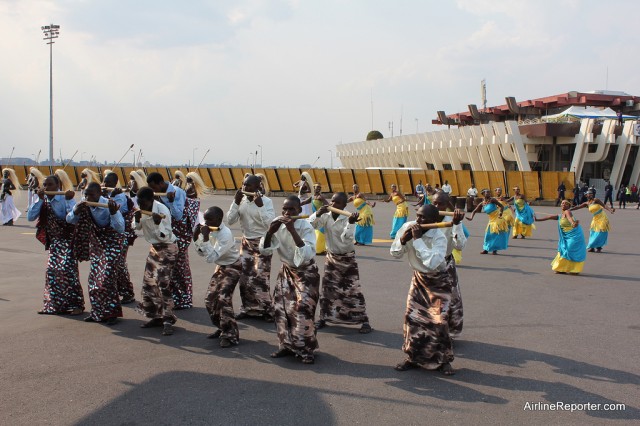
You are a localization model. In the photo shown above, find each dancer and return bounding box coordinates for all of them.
[54,169,74,193]
[227,174,275,321]
[260,196,319,365]
[390,204,455,375]
[495,187,515,238]
[103,172,136,304]
[466,189,509,255]
[28,168,46,210]
[194,206,243,347]
[185,171,210,224]
[1,168,22,226]
[570,189,614,253]
[78,169,100,193]
[430,191,467,338]
[128,170,147,205]
[509,186,536,239]
[293,171,313,216]
[255,173,269,196]
[28,175,84,316]
[348,184,375,246]
[172,170,186,189]
[302,183,328,255]
[67,182,125,324]
[311,192,372,334]
[384,184,408,239]
[133,187,178,336]
[536,201,586,274]
[147,172,198,309]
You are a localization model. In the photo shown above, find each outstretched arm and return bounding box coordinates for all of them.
[534,213,558,222]
[466,202,483,221]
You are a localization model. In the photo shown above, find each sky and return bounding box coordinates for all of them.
[2,0,639,167]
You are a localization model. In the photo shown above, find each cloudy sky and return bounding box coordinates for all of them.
[2,0,639,167]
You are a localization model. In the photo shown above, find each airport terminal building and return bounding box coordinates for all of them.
[336,91,640,191]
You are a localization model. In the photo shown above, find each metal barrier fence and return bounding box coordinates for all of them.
[1,165,574,201]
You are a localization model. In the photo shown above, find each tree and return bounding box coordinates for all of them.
[366,130,384,141]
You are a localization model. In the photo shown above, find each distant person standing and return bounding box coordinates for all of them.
[617,184,627,209]
[604,181,614,209]
[441,180,452,195]
[556,182,566,207]
[631,183,638,203]
[467,184,478,198]
[617,110,623,126]
[572,186,581,207]
[415,180,425,198]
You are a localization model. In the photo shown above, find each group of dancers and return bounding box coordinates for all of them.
[2,165,616,373]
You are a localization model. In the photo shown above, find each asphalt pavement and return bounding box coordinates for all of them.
[0,193,638,425]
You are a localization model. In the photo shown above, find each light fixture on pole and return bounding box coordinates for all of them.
[415,118,419,133]
[258,144,263,168]
[41,24,60,164]
[328,149,333,169]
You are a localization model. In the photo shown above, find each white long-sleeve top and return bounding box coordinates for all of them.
[133,201,176,244]
[309,211,355,255]
[226,196,275,239]
[193,223,240,265]
[390,221,447,273]
[259,219,316,267]
[440,216,467,256]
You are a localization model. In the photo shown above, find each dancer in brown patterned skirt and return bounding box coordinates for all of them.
[390,204,455,375]
[430,191,467,338]
[147,172,197,309]
[67,183,125,325]
[311,192,372,334]
[260,196,319,364]
[194,206,242,347]
[134,187,179,336]
[227,174,275,321]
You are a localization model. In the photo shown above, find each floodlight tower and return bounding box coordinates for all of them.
[42,24,60,163]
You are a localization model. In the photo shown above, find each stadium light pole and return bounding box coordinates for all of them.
[41,24,60,164]
[258,144,263,167]
[328,149,333,169]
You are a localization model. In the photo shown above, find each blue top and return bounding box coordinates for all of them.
[66,195,125,234]
[159,182,186,220]
[108,191,130,214]
[27,195,76,221]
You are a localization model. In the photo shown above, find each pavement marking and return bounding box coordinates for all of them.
[372,239,393,243]
[21,232,36,235]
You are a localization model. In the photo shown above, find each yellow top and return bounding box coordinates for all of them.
[588,202,610,232]
[392,195,409,218]
[559,216,574,233]
[353,198,375,226]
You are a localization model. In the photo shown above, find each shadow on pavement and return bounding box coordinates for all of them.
[74,371,337,425]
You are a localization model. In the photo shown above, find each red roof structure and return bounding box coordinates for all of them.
[432,91,640,126]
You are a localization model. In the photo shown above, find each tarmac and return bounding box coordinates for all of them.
[0,193,638,425]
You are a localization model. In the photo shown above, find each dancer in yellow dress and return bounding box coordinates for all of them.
[570,189,614,253]
[495,187,514,237]
[348,184,375,246]
[302,184,328,254]
[508,186,536,239]
[536,201,586,274]
[383,184,408,239]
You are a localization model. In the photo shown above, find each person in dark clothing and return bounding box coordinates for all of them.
[581,184,589,203]
[617,184,627,209]
[604,181,614,208]
[556,182,566,207]
[572,186,580,207]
